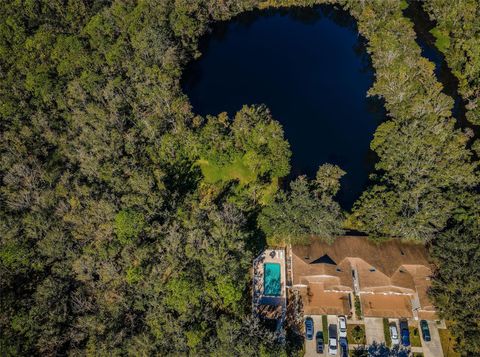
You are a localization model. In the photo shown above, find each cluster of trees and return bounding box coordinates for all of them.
[352,342,410,357]
[1,0,479,355]
[428,211,480,355]
[258,164,344,245]
[0,1,291,355]
[423,0,480,125]
[336,0,478,243]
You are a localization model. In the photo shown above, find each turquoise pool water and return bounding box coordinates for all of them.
[264,263,281,296]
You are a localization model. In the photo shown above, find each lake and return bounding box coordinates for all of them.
[182,6,385,209]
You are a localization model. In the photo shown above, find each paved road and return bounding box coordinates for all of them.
[304,315,326,357]
[421,321,444,357]
[364,317,385,345]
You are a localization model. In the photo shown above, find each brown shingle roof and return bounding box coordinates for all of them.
[299,284,350,316]
[292,236,431,277]
[291,236,436,315]
[361,294,413,318]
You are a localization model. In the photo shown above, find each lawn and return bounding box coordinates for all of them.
[197,156,257,186]
[409,325,422,347]
[347,324,366,345]
[412,353,423,357]
[438,328,460,357]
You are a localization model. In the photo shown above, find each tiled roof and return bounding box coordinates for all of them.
[291,236,435,316]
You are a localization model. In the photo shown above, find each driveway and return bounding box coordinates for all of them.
[304,315,325,357]
[421,321,444,357]
[364,317,385,345]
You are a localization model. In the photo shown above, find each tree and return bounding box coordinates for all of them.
[429,212,480,355]
[352,342,410,357]
[258,165,345,245]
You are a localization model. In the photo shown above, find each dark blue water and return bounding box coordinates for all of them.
[183,6,385,209]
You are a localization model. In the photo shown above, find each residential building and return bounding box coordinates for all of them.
[289,236,436,320]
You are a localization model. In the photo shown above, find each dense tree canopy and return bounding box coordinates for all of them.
[1,0,479,355]
[429,211,480,355]
[258,165,345,245]
[423,0,480,125]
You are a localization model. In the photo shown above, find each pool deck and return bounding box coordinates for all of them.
[253,249,287,327]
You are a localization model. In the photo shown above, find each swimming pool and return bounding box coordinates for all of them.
[264,263,281,296]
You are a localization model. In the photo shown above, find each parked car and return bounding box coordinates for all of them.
[338,315,347,338]
[316,331,324,354]
[305,317,314,340]
[339,337,348,357]
[420,320,431,342]
[399,319,410,347]
[328,324,338,355]
[389,323,400,346]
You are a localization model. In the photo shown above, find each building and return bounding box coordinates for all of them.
[289,236,437,320]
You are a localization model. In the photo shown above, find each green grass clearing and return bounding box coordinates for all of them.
[197,156,257,186]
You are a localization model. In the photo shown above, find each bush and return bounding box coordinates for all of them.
[354,294,362,319]
[322,315,328,341]
[383,318,391,347]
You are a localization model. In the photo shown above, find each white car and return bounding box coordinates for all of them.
[328,324,338,355]
[328,337,337,356]
[338,315,347,338]
[390,324,400,345]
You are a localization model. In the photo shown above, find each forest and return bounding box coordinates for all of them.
[0,0,479,356]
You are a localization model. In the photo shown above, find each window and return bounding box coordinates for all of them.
[369,267,376,272]
[336,267,342,272]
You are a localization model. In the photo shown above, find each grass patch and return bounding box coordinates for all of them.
[439,328,460,357]
[430,27,450,53]
[322,315,328,341]
[409,325,422,347]
[347,324,366,345]
[412,353,424,357]
[197,156,257,186]
[383,318,391,347]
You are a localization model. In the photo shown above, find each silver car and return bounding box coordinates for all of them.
[338,315,347,338]
[390,324,400,345]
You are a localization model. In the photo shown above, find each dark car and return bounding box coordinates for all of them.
[420,320,431,342]
[339,337,348,357]
[399,319,410,347]
[305,317,314,340]
[316,331,324,354]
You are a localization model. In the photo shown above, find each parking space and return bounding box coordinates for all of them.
[364,317,385,345]
[303,315,443,356]
[387,318,400,346]
[304,315,326,357]
[421,321,444,357]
